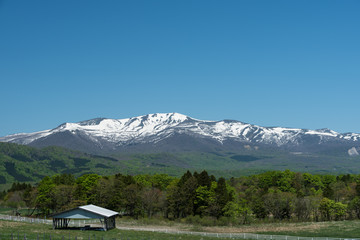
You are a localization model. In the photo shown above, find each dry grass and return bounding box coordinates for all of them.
[0,220,27,228]
[116,219,193,232]
[116,218,360,237]
[2,217,360,239]
[116,218,325,233]
[203,220,360,238]
[203,222,329,233]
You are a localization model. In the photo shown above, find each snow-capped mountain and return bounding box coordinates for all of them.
[1,113,360,154]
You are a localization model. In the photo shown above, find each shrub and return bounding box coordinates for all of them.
[184,215,202,225]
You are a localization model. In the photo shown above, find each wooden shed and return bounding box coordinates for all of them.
[50,204,118,231]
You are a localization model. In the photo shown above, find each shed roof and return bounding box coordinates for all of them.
[51,204,118,219]
[79,204,118,217]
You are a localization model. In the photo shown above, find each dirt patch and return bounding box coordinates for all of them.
[117,224,190,232]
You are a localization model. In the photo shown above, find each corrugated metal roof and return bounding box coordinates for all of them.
[79,204,118,218]
[51,204,118,219]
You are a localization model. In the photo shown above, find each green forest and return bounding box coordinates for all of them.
[3,142,360,194]
[2,170,360,225]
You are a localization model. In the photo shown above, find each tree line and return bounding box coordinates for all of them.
[2,170,360,224]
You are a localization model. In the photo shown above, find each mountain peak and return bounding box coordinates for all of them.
[139,112,189,122]
[78,118,108,126]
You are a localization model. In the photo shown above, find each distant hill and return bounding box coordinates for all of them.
[2,140,360,191]
[0,142,126,190]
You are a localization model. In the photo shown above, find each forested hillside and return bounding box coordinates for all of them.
[3,142,360,193]
[0,142,123,190]
[2,170,360,225]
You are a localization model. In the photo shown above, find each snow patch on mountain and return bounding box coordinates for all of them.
[348,147,359,156]
[0,130,52,144]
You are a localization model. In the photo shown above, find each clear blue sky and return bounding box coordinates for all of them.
[1,0,360,136]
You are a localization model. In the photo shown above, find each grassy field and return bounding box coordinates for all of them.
[255,221,360,238]
[0,206,43,218]
[116,218,360,239]
[0,219,226,240]
[0,206,12,213]
[198,221,360,238]
[2,217,360,240]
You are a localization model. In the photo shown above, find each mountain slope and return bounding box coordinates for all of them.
[0,142,128,190]
[2,141,360,192]
[1,113,359,155]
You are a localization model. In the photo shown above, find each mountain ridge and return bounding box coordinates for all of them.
[1,113,360,155]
